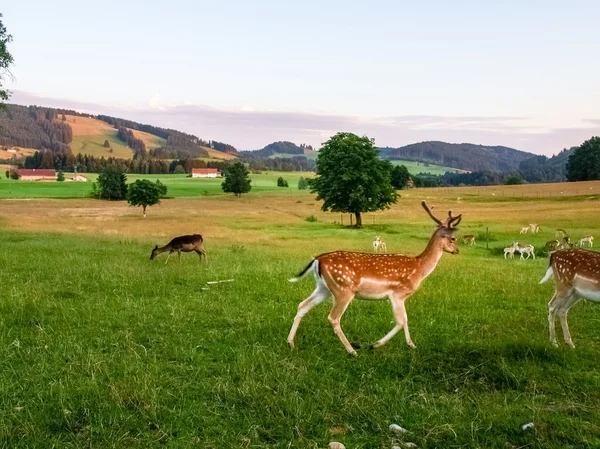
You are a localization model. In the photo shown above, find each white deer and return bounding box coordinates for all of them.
[529,223,540,233]
[373,236,387,253]
[515,242,535,260]
[520,227,529,234]
[579,236,594,248]
[504,242,518,259]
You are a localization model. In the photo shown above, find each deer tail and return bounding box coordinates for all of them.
[289,259,318,283]
[539,254,555,284]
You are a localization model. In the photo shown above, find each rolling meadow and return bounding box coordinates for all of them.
[1,177,600,448]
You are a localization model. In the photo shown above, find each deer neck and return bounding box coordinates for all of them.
[156,245,172,254]
[415,232,445,279]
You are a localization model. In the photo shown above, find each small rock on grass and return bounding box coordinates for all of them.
[389,423,408,433]
[522,422,534,430]
[328,442,346,449]
[403,443,418,449]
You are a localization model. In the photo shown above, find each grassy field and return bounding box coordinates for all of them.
[389,159,464,175]
[1,183,600,447]
[0,171,314,199]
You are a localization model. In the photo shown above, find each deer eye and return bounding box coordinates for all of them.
[450,236,456,241]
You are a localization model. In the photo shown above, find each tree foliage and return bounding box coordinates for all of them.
[298,176,309,190]
[103,139,110,148]
[566,137,600,182]
[310,133,397,227]
[505,172,525,185]
[221,162,251,196]
[126,179,166,216]
[0,13,14,107]
[277,176,289,187]
[95,165,128,200]
[391,164,412,189]
[56,169,65,182]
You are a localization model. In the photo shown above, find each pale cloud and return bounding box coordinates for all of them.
[9,90,600,155]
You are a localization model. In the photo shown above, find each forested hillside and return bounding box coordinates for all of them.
[245,141,314,157]
[379,141,535,172]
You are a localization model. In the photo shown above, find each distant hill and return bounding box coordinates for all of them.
[378,141,536,172]
[518,148,574,183]
[245,141,316,158]
[0,104,237,161]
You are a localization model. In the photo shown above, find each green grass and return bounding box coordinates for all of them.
[1,190,600,447]
[0,172,314,199]
[389,159,462,175]
[71,130,133,159]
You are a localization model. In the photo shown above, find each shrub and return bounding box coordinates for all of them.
[305,215,318,222]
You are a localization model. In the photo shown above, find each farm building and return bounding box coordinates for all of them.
[17,169,57,181]
[192,168,221,178]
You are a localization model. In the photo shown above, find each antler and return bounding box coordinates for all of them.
[421,201,442,225]
[422,201,462,228]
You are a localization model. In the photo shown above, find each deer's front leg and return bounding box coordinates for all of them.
[372,294,414,350]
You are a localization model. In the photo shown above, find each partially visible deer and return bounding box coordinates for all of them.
[520,227,529,234]
[529,223,540,233]
[462,234,475,245]
[555,229,568,240]
[579,235,594,248]
[150,234,207,264]
[287,201,462,355]
[540,248,600,348]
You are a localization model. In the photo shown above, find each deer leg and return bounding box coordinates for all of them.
[178,250,182,262]
[548,292,559,347]
[372,295,413,349]
[557,292,580,348]
[328,292,356,356]
[195,249,207,264]
[165,251,173,264]
[287,282,330,348]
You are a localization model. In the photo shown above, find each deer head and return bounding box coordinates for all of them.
[150,245,159,260]
[421,201,461,255]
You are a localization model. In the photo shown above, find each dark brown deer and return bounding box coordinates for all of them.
[150,234,207,264]
[287,201,462,355]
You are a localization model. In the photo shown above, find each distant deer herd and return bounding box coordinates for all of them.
[151,201,598,353]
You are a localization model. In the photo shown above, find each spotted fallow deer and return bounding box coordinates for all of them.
[287,201,462,355]
[150,234,207,264]
[462,234,475,245]
[540,248,600,348]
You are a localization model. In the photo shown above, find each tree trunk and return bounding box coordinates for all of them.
[354,212,362,228]
[143,205,147,217]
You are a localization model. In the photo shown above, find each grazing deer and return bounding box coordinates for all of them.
[559,236,574,250]
[579,236,594,248]
[373,236,387,253]
[529,223,540,233]
[287,201,462,355]
[555,229,568,240]
[515,243,535,260]
[545,240,560,253]
[540,248,600,348]
[150,234,207,264]
[504,243,518,259]
[520,227,529,234]
[462,234,475,245]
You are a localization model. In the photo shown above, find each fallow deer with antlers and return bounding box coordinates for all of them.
[540,248,600,348]
[150,234,207,264]
[287,201,462,355]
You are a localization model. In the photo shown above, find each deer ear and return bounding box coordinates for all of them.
[154,245,158,249]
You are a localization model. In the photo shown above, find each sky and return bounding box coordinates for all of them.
[3,1,600,154]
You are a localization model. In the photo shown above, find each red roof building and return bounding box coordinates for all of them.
[17,169,57,181]
[192,168,221,178]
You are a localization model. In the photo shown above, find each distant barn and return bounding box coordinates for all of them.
[17,169,57,181]
[192,168,221,178]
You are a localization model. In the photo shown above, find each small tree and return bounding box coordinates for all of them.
[298,176,309,190]
[103,139,110,148]
[4,170,8,179]
[221,162,251,196]
[391,165,411,189]
[173,164,186,174]
[127,179,166,217]
[277,176,289,187]
[310,132,397,227]
[57,169,65,181]
[9,168,19,180]
[505,173,525,185]
[61,113,66,121]
[96,165,128,200]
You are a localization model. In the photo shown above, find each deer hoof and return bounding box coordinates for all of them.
[287,340,295,349]
[566,341,576,349]
[348,350,358,357]
[408,342,416,349]
[551,340,559,348]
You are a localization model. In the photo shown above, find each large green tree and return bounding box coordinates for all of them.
[95,165,128,200]
[391,164,412,189]
[221,162,251,196]
[566,137,600,181]
[310,132,397,227]
[127,179,166,217]
[0,13,14,107]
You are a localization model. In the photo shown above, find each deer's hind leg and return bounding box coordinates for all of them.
[288,280,330,349]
